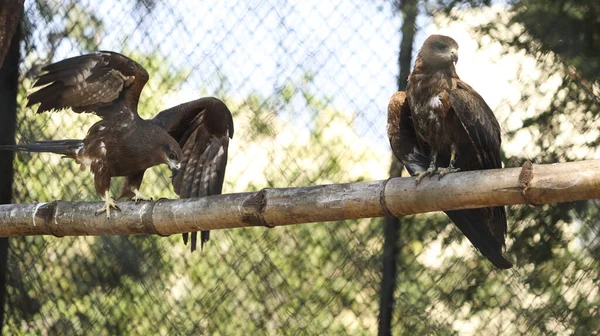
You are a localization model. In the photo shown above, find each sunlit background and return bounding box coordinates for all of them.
[2,0,599,334]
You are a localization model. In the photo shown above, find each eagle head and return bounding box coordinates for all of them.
[159,135,182,177]
[418,34,459,69]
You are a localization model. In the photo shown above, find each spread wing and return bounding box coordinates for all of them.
[27,51,149,119]
[152,97,234,251]
[449,80,503,170]
[387,91,430,175]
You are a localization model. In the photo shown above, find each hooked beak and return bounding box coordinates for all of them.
[168,160,181,178]
[450,48,458,64]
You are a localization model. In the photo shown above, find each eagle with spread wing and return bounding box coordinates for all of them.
[387,35,511,269]
[1,51,234,251]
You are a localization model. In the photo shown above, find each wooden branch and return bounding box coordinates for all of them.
[1,160,599,237]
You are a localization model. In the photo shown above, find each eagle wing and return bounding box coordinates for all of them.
[152,97,234,251]
[387,90,512,269]
[447,81,511,269]
[387,91,430,174]
[27,51,148,119]
[449,80,503,170]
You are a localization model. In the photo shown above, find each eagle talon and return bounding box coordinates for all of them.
[438,166,460,179]
[133,197,153,204]
[415,167,437,185]
[131,189,153,203]
[95,192,120,220]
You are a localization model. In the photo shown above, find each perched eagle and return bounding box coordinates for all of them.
[1,51,234,251]
[387,35,511,269]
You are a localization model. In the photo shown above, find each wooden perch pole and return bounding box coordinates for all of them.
[0,160,599,237]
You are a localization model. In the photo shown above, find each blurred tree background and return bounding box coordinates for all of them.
[0,0,598,335]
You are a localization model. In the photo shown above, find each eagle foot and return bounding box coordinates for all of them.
[95,196,121,220]
[437,166,460,180]
[415,167,437,185]
[131,189,153,204]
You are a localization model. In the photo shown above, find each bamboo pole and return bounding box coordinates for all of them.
[0,160,599,237]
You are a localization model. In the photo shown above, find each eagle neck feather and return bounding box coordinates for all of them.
[411,56,459,78]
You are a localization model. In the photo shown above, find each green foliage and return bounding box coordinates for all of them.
[508,0,600,85]
[5,0,600,335]
[62,3,104,52]
[7,43,388,336]
[391,1,599,334]
[466,1,600,334]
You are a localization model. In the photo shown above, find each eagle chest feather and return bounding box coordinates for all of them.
[407,75,460,150]
[80,122,110,172]
[81,120,140,176]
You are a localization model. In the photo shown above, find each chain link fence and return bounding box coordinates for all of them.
[2,0,599,335]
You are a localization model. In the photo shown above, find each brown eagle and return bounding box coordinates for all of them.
[1,51,234,251]
[387,35,511,269]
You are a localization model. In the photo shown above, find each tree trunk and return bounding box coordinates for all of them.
[0,22,19,335]
[0,0,24,68]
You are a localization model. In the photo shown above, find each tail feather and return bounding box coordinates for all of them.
[200,230,210,250]
[0,139,83,158]
[182,231,210,252]
[445,207,513,269]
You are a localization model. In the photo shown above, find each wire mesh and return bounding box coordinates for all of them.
[3,0,599,335]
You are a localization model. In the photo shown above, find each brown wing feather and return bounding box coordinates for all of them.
[447,80,510,267]
[27,51,148,119]
[387,91,430,174]
[449,80,503,170]
[152,97,233,251]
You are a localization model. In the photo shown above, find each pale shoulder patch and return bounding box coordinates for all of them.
[99,141,107,155]
[81,156,92,168]
[429,96,443,109]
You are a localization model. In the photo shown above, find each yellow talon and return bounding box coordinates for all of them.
[415,166,437,185]
[438,166,460,179]
[95,190,120,220]
[131,189,153,203]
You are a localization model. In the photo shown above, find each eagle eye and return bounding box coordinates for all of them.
[168,151,177,161]
[434,42,447,51]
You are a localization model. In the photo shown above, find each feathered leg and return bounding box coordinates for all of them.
[118,170,152,203]
[438,143,461,179]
